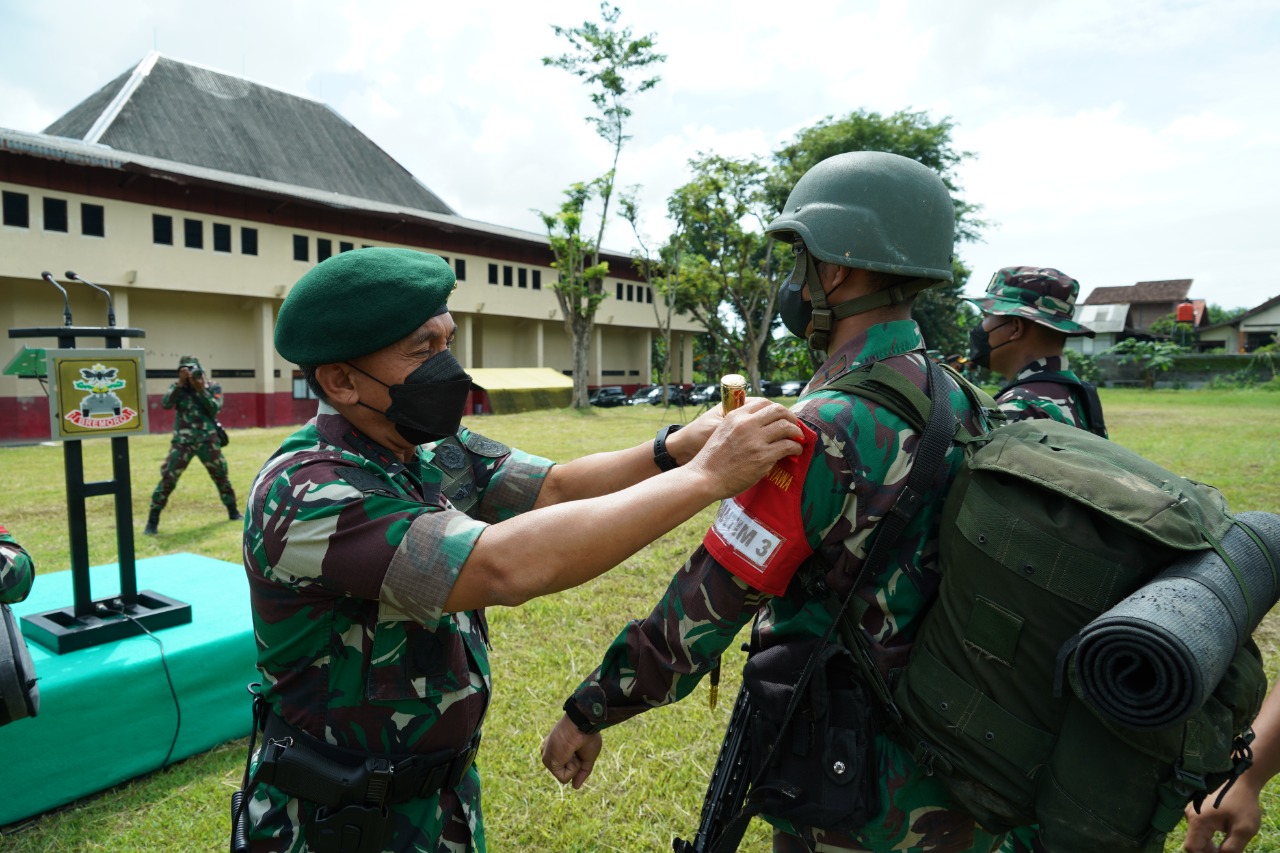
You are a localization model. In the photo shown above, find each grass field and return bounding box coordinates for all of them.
[1,388,1278,852]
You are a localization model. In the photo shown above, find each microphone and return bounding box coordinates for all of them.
[65,271,116,326]
[40,271,74,326]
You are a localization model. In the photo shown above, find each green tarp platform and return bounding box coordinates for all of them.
[469,367,573,414]
[0,553,257,827]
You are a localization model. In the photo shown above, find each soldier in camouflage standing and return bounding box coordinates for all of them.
[239,247,800,852]
[965,266,1108,437]
[143,355,240,534]
[543,152,1008,852]
[0,523,35,604]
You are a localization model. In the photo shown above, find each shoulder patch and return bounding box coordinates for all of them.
[464,432,510,458]
[337,466,403,500]
[434,441,468,471]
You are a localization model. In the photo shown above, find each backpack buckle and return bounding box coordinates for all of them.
[1170,760,1207,797]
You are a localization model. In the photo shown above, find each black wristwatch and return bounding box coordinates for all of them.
[653,423,682,472]
[563,697,599,734]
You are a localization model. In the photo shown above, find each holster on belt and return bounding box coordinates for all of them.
[242,710,481,852]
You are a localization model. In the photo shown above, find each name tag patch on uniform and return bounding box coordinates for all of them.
[710,499,783,573]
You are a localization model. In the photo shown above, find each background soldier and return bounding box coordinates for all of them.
[241,247,800,852]
[542,152,1005,852]
[0,523,35,604]
[144,355,240,534]
[965,266,1108,437]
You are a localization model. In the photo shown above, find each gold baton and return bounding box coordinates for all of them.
[720,373,747,416]
[707,373,748,712]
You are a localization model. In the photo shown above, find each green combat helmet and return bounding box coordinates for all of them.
[766,151,955,351]
[965,266,1095,337]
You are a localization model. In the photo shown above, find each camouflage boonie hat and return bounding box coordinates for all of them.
[965,266,1095,337]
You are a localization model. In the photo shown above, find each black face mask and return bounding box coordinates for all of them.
[349,351,473,446]
[967,320,1014,369]
[778,241,835,347]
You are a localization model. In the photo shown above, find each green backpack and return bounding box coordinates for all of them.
[820,366,1275,853]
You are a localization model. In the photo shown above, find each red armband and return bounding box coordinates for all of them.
[702,421,818,596]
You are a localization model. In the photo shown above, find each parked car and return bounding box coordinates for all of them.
[779,380,805,397]
[760,380,783,397]
[629,384,686,405]
[624,385,658,405]
[687,383,719,405]
[589,386,627,407]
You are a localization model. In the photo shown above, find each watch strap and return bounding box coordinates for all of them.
[653,423,682,472]
[563,697,599,734]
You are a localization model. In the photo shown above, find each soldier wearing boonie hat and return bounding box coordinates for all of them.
[966,265,1109,438]
[237,247,803,852]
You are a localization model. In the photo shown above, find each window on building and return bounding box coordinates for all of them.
[43,197,68,232]
[317,238,332,262]
[646,287,653,304]
[213,222,232,253]
[184,218,203,249]
[3,191,29,228]
[340,241,354,253]
[532,270,541,290]
[153,214,174,245]
[241,227,258,255]
[503,265,513,287]
[518,268,528,288]
[293,235,309,261]
[81,203,105,237]
[455,258,467,281]
[293,377,320,400]
[488,263,499,284]
[616,282,623,300]
[626,284,634,302]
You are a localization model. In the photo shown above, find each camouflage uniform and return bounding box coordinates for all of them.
[149,358,237,513]
[0,524,35,604]
[567,321,1005,853]
[243,402,553,852]
[967,267,1106,440]
[995,355,1107,437]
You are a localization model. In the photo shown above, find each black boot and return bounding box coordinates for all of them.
[228,506,243,522]
[144,508,161,535]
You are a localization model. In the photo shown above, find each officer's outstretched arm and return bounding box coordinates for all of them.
[443,399,800,612]
[531,398,736,507]
[542,719,602,790]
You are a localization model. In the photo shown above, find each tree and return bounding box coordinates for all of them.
[1107,338,1186,389]
[767,109,987,356]
[620,187,685,405]
[666,154,783,395]
[1206,303,1248,325]
[542,4,665,407]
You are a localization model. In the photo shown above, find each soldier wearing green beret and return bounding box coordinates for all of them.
[239,247,802,852]
[143,354,240,534]
[965,266,1109,438]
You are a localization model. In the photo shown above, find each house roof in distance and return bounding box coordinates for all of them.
[1083,279,1193,305]
[42,52,455,215]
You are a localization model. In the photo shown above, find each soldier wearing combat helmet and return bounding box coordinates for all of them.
[543,152,1005,852]
[965,266,1108,437]
[238,247,800,852]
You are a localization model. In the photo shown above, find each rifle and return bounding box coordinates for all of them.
[672,683,755,853]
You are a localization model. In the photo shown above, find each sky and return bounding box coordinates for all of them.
[2,0,1278,310]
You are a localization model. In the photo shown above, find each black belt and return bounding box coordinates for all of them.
[253,710,481,809]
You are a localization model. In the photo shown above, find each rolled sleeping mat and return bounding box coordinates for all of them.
[1068,511,1280,731]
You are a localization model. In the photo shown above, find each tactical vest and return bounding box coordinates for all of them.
[817,370,1275,853]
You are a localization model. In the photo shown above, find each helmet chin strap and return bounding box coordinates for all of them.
[806,256,937,352]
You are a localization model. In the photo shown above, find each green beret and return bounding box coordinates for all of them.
[275,248,456,364]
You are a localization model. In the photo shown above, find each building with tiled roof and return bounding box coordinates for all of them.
[1071,278,1205,355]
[1,53,699,441]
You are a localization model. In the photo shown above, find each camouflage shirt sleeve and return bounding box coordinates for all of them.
[0,526,35,604]
[159,382,180,409]
[255,454,487,631]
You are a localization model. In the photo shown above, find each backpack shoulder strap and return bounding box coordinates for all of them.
[815,360,999,441]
